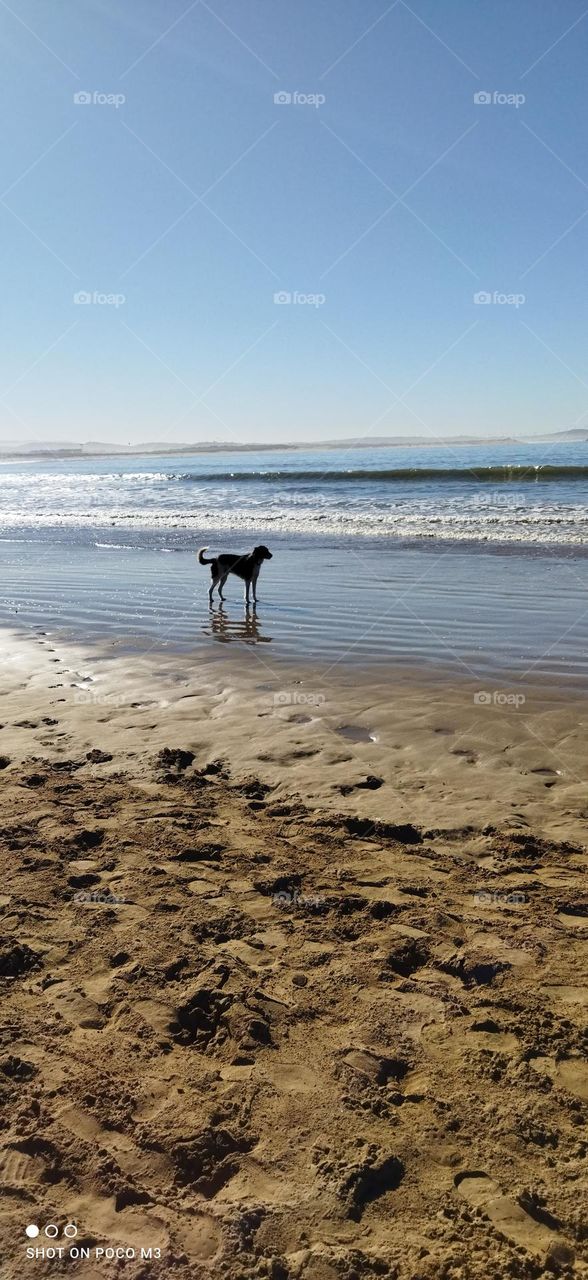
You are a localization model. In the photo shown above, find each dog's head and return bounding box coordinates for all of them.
[253,545,273,561]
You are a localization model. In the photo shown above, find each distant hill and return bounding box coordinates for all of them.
[318,435,525,447]
[0,428,585,461]
[533,428,588,440]
[0,440,297,459]
[321,430,588,446]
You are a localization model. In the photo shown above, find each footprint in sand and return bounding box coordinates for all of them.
[43,981,106,1030]
[529,1054,588,1101]
[62,1192,169,1254]
[555,898,588,926]
[58,1104,172,1186]
[467,1019,519,1053]
[0,1144,47,1191]
[454,1170,570,1259]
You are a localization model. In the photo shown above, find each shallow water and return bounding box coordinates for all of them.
[1,530,587,687]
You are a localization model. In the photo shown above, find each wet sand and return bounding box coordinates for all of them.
[1,533,588,684]
[1,627,587,1278]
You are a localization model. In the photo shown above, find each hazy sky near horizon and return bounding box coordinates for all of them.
[2,0,588,446]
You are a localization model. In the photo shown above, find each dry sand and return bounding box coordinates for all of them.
[0,626,587,1279]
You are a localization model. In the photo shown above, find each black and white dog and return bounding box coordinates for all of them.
[198,545,272,606]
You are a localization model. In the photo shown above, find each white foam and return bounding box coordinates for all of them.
[1,505,587,546]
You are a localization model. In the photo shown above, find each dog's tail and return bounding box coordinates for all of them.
[197,547,214,565]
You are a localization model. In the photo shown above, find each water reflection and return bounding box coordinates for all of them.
[204,604,272,645]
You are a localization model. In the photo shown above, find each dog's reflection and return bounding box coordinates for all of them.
[205,604,272,644]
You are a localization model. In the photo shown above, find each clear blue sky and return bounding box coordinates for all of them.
[1,0,588,446]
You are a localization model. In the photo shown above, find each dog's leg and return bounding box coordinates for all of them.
[208,563,218,606]
[244,578,251,606]
[252,568,260,603]
[219,574,228,601]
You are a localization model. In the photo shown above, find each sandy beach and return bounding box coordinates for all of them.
[4,0,588,1271]
[1,625,587,1278]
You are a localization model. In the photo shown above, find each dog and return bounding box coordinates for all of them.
[198,545,272,605]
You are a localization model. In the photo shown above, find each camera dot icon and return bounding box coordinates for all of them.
[25,1225,39,1238]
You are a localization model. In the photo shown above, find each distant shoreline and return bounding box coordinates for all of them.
[0,433,584,463]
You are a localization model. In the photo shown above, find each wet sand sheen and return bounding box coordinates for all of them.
[0,625,587,838]
[1,536,588,685]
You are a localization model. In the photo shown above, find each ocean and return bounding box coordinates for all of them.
[0,441,587,682]
[1,441,587,546]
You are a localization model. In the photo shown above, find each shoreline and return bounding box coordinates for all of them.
[3,522,588,558]
[2,519,588,553]
[2,532,588,688]
[1,624,587,837]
